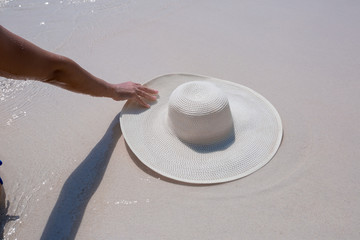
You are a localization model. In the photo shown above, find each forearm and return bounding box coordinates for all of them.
[46,56,115,99]
[0,25,115,99]
[0,25,158,107]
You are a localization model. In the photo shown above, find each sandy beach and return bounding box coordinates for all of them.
[1,0,360,239]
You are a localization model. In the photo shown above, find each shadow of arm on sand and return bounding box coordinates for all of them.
[40,113,121,240]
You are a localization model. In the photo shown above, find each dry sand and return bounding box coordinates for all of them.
[0,0,360,239]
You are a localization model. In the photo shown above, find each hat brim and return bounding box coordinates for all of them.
[120,74,283,184]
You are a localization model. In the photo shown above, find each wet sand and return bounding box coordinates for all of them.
[1,0,360,239]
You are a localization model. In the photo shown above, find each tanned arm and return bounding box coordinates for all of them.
[0,25,157,108]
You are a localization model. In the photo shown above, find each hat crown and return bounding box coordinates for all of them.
[168,81,233,145]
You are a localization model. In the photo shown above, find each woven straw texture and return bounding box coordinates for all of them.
[120,74,283,184]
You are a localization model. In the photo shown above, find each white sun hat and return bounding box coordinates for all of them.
[120,74,283,184]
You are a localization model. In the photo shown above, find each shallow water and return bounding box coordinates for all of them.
[1,0,360,239]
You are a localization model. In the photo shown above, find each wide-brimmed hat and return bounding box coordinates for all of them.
[120,74,283,184]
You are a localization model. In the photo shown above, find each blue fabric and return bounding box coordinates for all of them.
[0,160,2,185]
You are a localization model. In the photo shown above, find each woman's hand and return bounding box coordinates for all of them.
[110,81,158,108]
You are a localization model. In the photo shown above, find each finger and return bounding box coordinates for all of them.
[139,86,158,94]
[135,95,150,108]
[136,89,157,101]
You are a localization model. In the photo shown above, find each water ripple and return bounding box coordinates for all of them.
[0,78,46,127]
